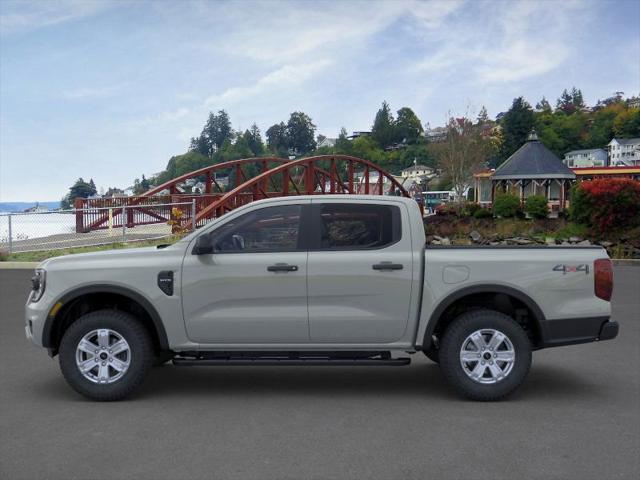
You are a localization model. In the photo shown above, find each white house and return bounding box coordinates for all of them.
[563,148,608,168]
[401,162,435,181]
[317,137,337,148]
[608,138,640,166]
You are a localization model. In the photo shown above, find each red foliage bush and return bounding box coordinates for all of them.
[570,179,640,234]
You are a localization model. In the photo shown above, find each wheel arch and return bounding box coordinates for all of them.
[42,285,169,356]
[422,284,547,350]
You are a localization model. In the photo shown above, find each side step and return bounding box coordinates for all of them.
[172,351,411,367]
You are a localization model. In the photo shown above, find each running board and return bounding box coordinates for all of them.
[172,352,410,367]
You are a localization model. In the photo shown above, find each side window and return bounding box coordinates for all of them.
[210,205,302,253]
[317,203,401,250]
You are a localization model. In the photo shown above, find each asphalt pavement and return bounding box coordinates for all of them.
[1,267,638,480]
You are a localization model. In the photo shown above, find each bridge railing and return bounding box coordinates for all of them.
[74,195,222,233]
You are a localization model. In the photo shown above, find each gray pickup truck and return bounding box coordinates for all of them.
[25,195,618,401]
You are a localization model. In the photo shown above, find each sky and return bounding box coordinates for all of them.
[1,0,639,202]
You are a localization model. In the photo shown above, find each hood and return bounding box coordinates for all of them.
[39,245,181,271]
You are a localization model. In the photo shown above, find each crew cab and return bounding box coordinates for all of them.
[25,195,618,401]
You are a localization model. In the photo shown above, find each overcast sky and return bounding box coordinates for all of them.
[1,0,639,202]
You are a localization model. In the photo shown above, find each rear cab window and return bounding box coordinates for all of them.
[313,203,401,250]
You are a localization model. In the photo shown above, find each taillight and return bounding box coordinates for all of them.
[594,258,613,301]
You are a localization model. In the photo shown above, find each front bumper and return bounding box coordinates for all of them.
[541,316,619,348]
[24,295,51,348]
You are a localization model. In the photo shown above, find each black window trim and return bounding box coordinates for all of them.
[307,202,403,252]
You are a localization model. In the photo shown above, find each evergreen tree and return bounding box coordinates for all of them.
[335,127,352,154]
[243,123,264,156]
[266,122,289,155]
[499,97,535,163]
[62,178,98,208]
[286,111,316,155]
[477,106,490,124]
[571,87,585,110]
[371,101,395,148]
[189,135,209,156]
[535,97,552,113]
[200,110,233,155]
[556,89,576,114]
[395,107,424,143]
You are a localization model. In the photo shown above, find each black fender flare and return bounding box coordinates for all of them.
[42,284,169,351]
[422,284,547,349]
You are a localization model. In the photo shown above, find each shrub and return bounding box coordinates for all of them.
[435,203,458,216]
[461,202,481,217]
[570,179,640,234]
[473,208,493,219]
[493,193,521,218]
[524,195,549,219]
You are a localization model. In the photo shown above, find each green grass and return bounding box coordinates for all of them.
[553,222,590,240]
[1,236,182,263]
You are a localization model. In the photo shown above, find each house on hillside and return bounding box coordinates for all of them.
[424,125,447,142]
[347,131,371,140]
[563,148,608,168]
[608,138,640,166]
[473,130,576,216]
[317,137,337,148]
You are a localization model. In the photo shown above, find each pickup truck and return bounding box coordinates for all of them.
[25,195,618,401]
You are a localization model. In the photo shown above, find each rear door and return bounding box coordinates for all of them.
[181,202,310,344]
[307,200,414,343]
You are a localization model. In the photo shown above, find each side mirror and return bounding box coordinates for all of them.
[193,234,213,255]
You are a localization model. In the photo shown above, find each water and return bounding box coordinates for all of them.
[0,212,76,243]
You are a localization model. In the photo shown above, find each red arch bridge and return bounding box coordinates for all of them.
[75,155,413,234]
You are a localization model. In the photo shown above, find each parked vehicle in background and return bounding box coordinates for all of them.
[25,195,618,401]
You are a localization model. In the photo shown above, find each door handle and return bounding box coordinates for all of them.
[267,264,299,272]
[372,262,403,271]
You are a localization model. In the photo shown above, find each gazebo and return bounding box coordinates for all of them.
[474,131,576,216]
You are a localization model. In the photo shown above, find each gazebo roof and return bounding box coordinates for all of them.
[493,131,576,180]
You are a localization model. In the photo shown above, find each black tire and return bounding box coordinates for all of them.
[59,309,154,401]
[439,309,532,401]
[422,345,439,363]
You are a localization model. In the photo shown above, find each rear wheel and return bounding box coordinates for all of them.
[59,310,154,401]
[439,309,531,401]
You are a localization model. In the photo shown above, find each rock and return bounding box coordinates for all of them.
[441,237,451,245]
[561,241,570,245]
[505,237,535,245]
[515,237,535,245]
[426,235,434,244]
[569,236,582,243]
[489,242,501,246]
[577,240,591,246]
[433,235,444,241]
[431,240,441,245]
[598,241,613,248]
[545,237,556,245]
[469,230,482,243]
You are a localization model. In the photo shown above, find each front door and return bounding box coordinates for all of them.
[181,203,310,344]
[307,201,414,343]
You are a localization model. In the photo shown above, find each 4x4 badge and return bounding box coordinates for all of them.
[553,264,589,275]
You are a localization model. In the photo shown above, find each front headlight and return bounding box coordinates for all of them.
[30,268,46,302]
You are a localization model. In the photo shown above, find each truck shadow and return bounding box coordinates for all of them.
[134,362,604,402]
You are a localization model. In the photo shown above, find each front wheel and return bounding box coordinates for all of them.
[439,309,532,401]
[59,310,154,401]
